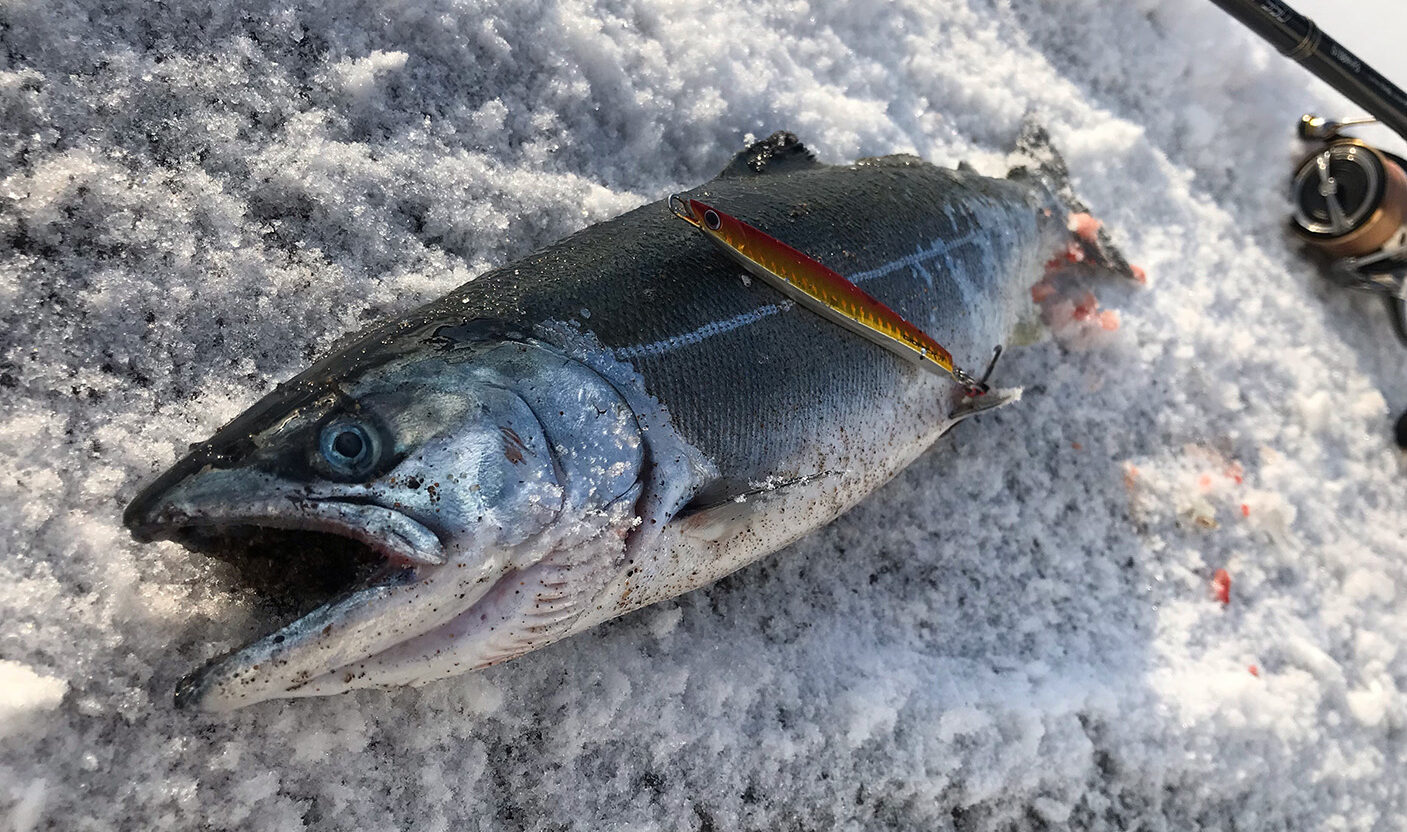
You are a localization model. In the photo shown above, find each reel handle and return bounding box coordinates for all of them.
[1298,114,1379,142]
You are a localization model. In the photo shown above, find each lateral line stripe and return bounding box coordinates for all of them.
[614,301,795,359]
[614,232,979,359]
[844,231,979,284]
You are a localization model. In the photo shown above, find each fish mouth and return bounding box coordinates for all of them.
[168,526,415,681]
[165,526,398,614]
[124,468,471,711]
[127,494,446,568]
[164,533,420,712]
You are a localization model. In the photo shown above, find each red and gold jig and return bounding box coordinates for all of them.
[670,195,991,394]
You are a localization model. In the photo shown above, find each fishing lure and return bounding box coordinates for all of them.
[669,195,991,394]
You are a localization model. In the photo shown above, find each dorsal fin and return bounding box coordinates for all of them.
[716,131,820,178]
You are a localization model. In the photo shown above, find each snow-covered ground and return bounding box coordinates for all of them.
[4,0,1407,828]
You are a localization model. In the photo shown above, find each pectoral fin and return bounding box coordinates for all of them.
[677,472,836,542]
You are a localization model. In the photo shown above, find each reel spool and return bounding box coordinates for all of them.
[1289,119,1407,346]
[1291,138,1407,258]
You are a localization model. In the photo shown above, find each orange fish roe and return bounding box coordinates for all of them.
[1068,211,1102,242]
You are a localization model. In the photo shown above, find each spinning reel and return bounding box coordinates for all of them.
[1209,0,1407,346]
[1210,0,1407,443]
[1290,115,1407,344]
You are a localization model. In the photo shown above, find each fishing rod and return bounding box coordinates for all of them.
[1209,0,1407,140]
[1211,0,1407,350]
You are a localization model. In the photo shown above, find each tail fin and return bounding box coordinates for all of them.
[1007,121,1139,281]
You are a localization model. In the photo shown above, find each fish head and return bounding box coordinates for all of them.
[125,331,646,710]
[126,350,567,566]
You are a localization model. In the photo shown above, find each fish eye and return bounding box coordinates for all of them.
[704,209,721,230]
[318,419,379,478]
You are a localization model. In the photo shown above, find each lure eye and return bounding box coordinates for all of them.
[703,209,721,230]
[318,419,379,478]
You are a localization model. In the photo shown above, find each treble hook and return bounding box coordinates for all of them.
[978,344,1003,387]
[957,345,1004,397]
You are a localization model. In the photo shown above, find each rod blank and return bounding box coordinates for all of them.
[1208,0,1407,142]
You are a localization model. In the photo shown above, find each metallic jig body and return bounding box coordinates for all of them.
[669,196,989,393]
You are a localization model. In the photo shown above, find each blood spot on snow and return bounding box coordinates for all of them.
[1030,270,1120,347]
[1211,568,1231,606]
[1072,291,1098,321]
[1241,503,1250,517]
[1248,664,1260,677]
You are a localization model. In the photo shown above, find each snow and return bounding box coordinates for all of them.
[4,0,1407,828]
[0,662,67,734]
